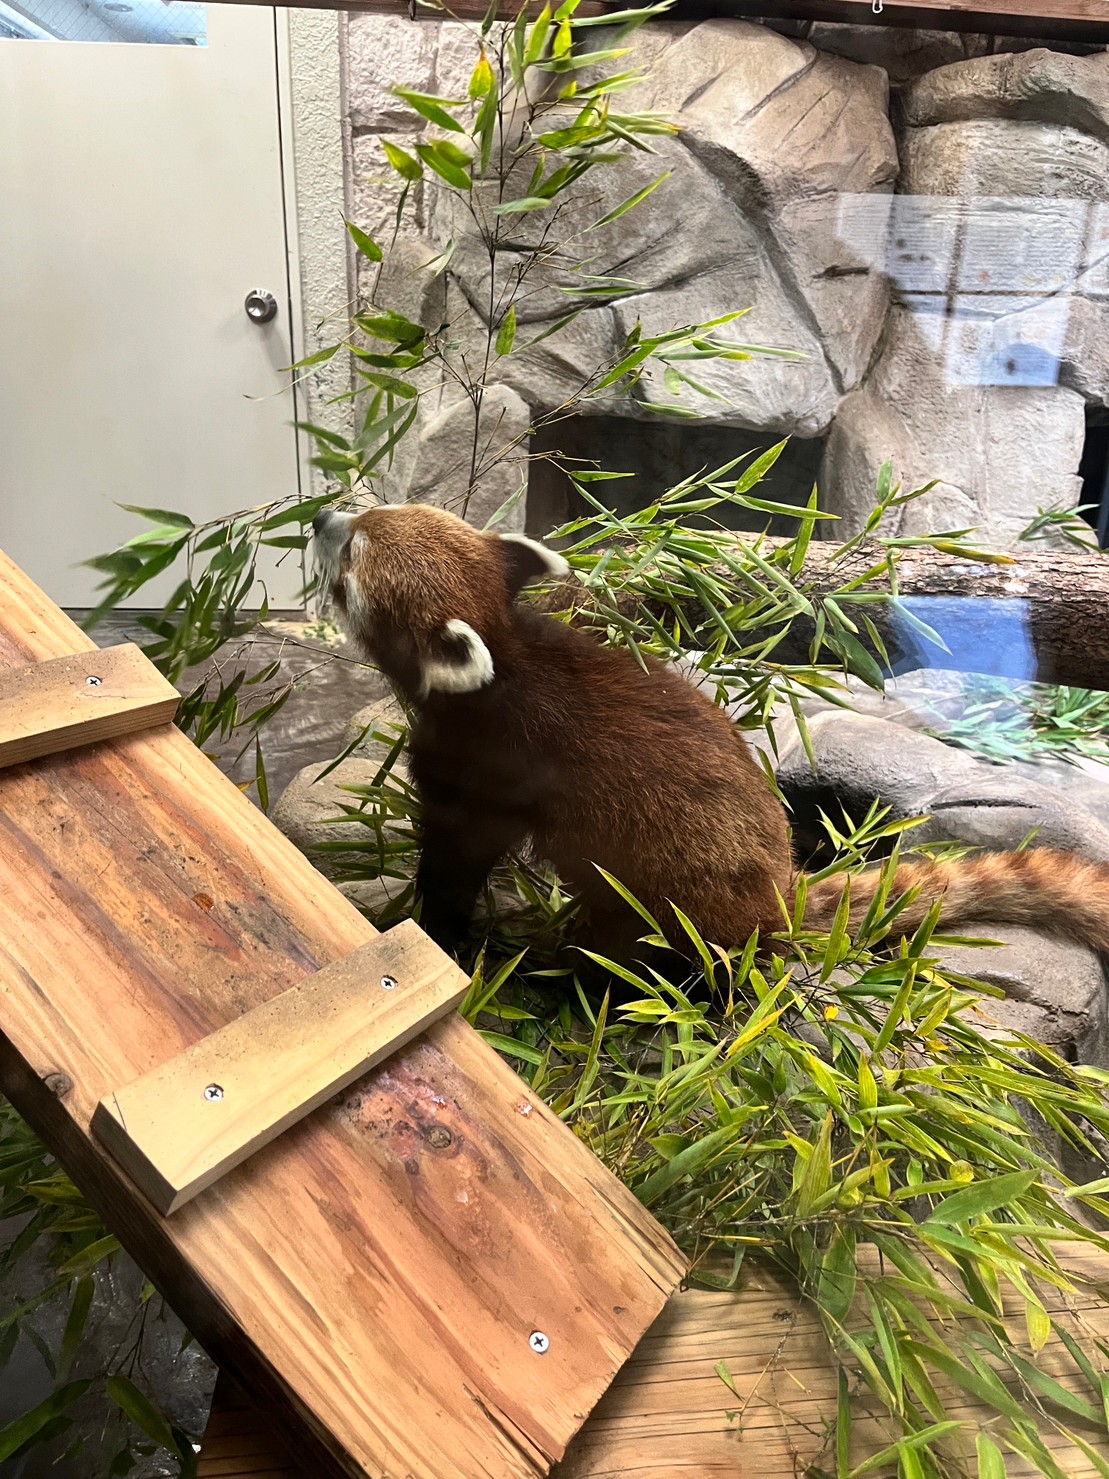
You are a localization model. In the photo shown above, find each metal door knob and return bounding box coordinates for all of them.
[244,289,278,325]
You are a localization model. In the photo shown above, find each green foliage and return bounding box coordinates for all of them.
[0,1097,199,1474]
[1020,503,1103,552]
[922,678,1109,769]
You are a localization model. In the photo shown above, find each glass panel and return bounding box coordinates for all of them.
[0,0,205,44]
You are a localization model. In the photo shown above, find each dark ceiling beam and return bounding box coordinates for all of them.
[226,0,1109,38]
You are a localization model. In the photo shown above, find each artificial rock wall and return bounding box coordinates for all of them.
[340,16,1109,543]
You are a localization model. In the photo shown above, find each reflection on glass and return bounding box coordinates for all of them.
[0,0,205,44]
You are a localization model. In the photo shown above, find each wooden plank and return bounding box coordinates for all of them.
[682,0,1109,42]
[92,919,469,1214]
[0,548,686,1479]
[201,1248,1109,1479]
[219,0,1109,42]
[0,642,178,769]
[223,0,608,16]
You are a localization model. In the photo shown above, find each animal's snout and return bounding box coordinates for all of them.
[312,510,332,536]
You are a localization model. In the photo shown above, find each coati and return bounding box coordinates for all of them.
[313,503,1109,966]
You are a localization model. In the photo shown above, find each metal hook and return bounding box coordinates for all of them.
[872,0,883,12]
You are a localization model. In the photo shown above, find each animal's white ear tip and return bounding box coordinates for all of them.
[501,533,570,579]
[426,620,494,694]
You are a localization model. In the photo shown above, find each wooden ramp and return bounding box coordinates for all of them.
[0,551,686,1479]
[198,1250,1109,1479]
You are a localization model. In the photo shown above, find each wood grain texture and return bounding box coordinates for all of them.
[0,642,178,769]
[200,1248,1109,1479]
[92,919,469,1214]
[0,549,685,1479]
[215,0,1109,41]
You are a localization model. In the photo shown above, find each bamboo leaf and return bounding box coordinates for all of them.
[344,220,382,262]
[391,87,466,132]
[588,170,671,230]
[382,139,424,181]
[926,1171,1038,1225]
[107,1376,179,1454]
[496,305,517,357]
[468,48,495,97]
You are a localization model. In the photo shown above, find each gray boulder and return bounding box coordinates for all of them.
[912,772,1109,862]
[400,383,530,531]
[808,24,986,83]
[822,303,1086,543]
[901,117,1109,201]
[901,48,1109,145]
[938,924,1107,1062]
[643,23,897,392]
[777,709,984,819]
[611,263,841,438]
[341,694,408,755]
[272,755,414,871]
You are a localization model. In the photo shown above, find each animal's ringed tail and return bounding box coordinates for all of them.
[803,850,1109,956]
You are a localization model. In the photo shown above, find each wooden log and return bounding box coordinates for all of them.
[92,919,469,1215]
[544,542,1109,693]
[0,642,178,769]
[0,549,686,1479]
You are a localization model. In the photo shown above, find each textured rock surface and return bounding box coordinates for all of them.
[422,20,895,441]
[807,23,985,83]
[777,708,984,818]
[778,704,1109,862]
[823,305,1087,542]
[911,772,1109,861]
[271,754,413,872]
[340,18,1107,541]
[646,28,898,390]
[612,265,840,437]
[937,924,1108,1066]
[901,48,1109,142]
[398,383,531,530]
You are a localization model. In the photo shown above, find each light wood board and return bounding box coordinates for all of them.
[0,641,178,768]
[222,0,1109,43]
[0,548,686,1479]
[93,919,470,1214]
[199,1247,1109,1479]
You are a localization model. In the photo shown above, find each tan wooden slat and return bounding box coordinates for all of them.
[92,919,469,1214]
[0,548,686,1479]
[0,642,178,768]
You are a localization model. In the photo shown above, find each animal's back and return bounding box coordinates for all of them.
[485,610,793,948]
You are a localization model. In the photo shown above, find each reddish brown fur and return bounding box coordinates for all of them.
[316,504,1109,965]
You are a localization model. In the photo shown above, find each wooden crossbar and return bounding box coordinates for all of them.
[0,642,178,768]
[92,919,469,1214]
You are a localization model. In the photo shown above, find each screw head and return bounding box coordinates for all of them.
[528,1331,550,1355]
[426,1125,452,1149]
[380,975,398,991]
[203,1083,225,1102]
[85,675,102,687]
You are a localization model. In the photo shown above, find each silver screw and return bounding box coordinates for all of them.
[203,1084,224,1102]
[528,1331,550,1355]
[85,675,102,687]
[380,975,398,991]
